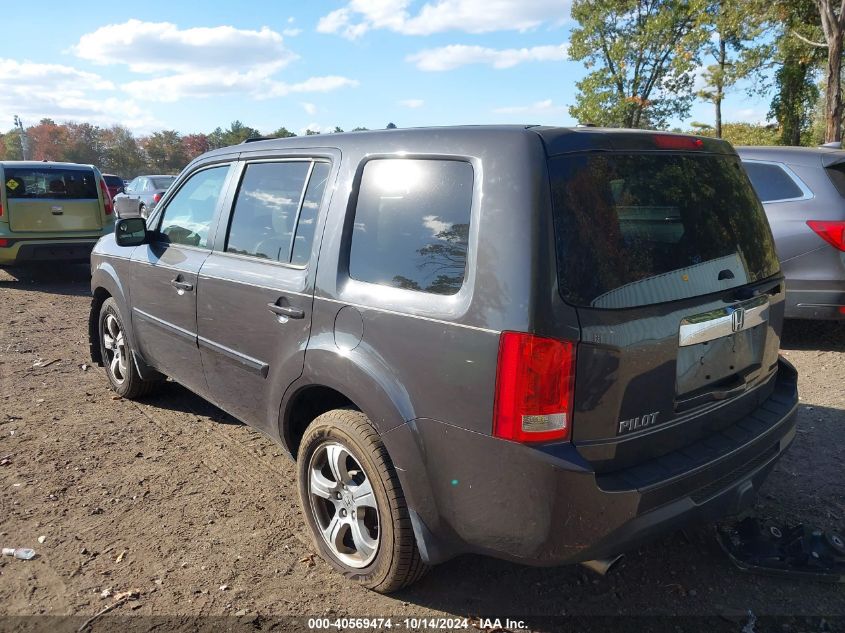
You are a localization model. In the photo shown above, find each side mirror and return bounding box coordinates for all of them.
[115,217,148,247]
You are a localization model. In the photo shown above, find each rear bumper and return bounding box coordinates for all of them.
[384,358,799,566]
[0,238,100,264]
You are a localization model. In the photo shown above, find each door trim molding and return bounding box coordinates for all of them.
[198,335,270,378]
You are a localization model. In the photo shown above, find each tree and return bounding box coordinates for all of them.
[64,122,104,165]
[305,129,321,135]
[795,1,845,141]
[351,127,369,132]
[141,130,187,173]
[768,0,824,145]
[101,125,146,177]
[28,119,70,161]
[692,121,780,145]
[207,120,260,149]
[568,0,708,129]
[332,126,344,133]
[181,133,209,161]
[385,122,397,129]
[697,0,768,137]
[271,126,297,138]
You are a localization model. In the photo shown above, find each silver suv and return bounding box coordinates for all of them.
[739,146,845,320]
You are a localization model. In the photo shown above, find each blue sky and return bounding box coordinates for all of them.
[0,0,774,136]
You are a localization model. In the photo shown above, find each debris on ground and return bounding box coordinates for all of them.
[2,547,35,560]
[718,517,845,582]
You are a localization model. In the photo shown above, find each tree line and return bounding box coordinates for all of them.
[0,120,380,178]
[569,0,842,144]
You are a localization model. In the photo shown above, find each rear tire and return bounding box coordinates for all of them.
[99,297,161,399]
[139,203,147,219]
[297,409,428,593]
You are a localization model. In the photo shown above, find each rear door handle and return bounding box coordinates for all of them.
[267,301,304,319]
[170,278,194,292]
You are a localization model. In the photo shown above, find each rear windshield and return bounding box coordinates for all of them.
[151,177,176,189]
[550,152,780,309]
[4,167,98,200]
[103,175,124,187]
[825,163,845,197]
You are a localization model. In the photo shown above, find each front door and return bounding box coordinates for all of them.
[196,157,333,433]
[130,163,233,394]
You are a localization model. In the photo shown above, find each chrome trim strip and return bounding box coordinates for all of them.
[132,308,196,342]
[198,336,269,378]
[679,295,769,347]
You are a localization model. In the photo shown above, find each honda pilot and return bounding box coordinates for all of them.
[88,126,799,592]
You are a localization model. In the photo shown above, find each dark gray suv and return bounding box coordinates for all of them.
[89,126,798,592]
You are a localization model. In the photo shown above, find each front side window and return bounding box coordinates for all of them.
[157,165,229,249]
[742,162,805,202]
[348,159,473,295]
[4,167,98,199]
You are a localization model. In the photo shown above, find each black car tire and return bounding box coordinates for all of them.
[297,409,428,593]
[99,297,161,399]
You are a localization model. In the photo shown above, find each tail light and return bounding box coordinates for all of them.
[152,193,162,204]
[0,239,7,247]
[0,203,3,217]
[99,178,113,216]
[807,220,845,251]
[653,135,704,150]
[493,332,576,443]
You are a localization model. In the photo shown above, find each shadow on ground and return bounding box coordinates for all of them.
[0,262,91,297]
[781,319,844,353]
[140,380,243,426]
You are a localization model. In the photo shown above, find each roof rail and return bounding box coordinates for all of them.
[241,136,278,144]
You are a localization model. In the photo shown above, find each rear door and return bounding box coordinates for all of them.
[129,163,234,394]
[196,154,334,434]
[547,146,784,471]
[4,165,102,232]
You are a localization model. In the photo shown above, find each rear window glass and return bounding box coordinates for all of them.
[4,167,98,200]
[103,175,124,188]
[550,152,780,309]
[151,177,176,189]
[742,162,804,202]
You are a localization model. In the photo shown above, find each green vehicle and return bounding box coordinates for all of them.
[0,161,115,266]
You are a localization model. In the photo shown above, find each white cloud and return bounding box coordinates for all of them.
[74,20,296,74]
[283,28,303,37]
[408,43,567,71]
[302,102,317,115]
[0,58,156,130]
[72,20,357,103]
[318,0,569,39]
[398,98,424,108]
[493,99,566,115]
[123,74,358,102]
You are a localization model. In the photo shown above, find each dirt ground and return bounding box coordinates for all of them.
[0,263,843,631]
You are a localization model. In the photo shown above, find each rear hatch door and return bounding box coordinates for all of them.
[547,140,784,472]
[5,166,103,232]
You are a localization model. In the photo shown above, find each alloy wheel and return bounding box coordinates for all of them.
[307,441,380,568]
[102,313,128,385]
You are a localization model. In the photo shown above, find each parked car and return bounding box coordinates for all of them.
[738,146,845,320]
[102,174,125,201]
[89,127,798,592]
[0,161,115,265]
[113,174,176,219]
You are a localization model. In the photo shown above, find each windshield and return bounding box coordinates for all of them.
[550,152,780,309]
[4,167,98,200]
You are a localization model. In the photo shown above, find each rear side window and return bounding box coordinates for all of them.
[550,152,780,309]
[825,163,845,197]
[226,160,329,264]
[4,167,98,199]
[742,162,804,202]
[349,159,473,295]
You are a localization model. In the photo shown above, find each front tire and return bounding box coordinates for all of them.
[99,297,161,399]
[297,409,427,593]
